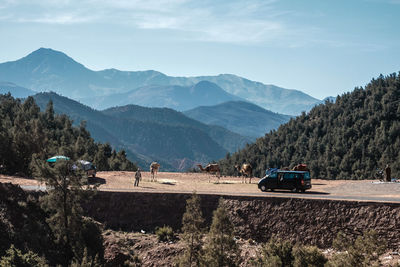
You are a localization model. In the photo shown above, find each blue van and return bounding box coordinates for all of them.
[258,169,311,193]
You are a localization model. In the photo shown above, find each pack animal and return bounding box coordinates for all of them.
[235,163,253,183]
[150,162,160,182]
[197,163,221,183]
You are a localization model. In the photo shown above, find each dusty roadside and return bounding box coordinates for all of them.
[1,171,400,202]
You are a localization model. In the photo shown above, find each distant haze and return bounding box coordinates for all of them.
[0,48,322,115]
[0,1,399,99]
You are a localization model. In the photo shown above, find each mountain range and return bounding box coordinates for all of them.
[32,92,251,171]
[184,101,292,138]
[0,48,330,170]
[0,81,36,98]
[0,48,322,115]
[80,81,243,111]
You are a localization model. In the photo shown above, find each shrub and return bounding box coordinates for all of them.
[258,235,294,267]
[327,230,386,267]
[0,245,48,267]
[70,248,102,267]
[75,217,104,263]
[155,225,175,242]
[293,245,327,267]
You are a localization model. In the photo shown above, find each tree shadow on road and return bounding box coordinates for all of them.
[88,177,106,184]
[271,190,329,195]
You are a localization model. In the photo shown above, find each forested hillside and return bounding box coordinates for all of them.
[103,104,251,153]
[219,73,400,179]
[33,93,243,171]
[0,94,135,175]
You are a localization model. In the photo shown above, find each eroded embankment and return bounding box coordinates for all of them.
[84,192,400,249]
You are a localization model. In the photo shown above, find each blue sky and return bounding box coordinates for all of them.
[0,0,399,99]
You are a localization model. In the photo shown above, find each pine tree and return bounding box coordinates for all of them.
[219,72,400,180]
[203,198,240,267]
[0,245,48,267]
[177,193,205,267]
[32,158,101,265]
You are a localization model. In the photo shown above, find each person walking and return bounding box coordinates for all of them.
[134,168,142,187]
[385,164,391,182]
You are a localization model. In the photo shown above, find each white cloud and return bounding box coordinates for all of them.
[0,0,291,44]
[3,0,376,49]
[16,13,96,24]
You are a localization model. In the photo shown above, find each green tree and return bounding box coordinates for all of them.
[0,245,48,267]
[219,72,400,180]
[253,236,294,267]
[292,245,326,267]
[203,198,240,267]
[33,158,102,265]
[177,192,205,267]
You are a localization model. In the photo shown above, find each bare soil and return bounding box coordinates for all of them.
[2,171,400,202]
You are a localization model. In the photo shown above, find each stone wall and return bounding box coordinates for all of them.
[84,191,400,249]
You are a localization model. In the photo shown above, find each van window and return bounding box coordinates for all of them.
[283,173,295,179]
[269,172,277,178]
[304,172,310,180]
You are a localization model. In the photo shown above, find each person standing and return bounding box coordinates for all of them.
[134,168,142,187]
[385,164,391,182]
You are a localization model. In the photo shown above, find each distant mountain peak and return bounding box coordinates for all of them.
[27,47,71,60]
[193,80,221,90]
[19,47,87,72]
[0,48,322,115]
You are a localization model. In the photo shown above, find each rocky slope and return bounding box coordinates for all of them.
[84,191,400,250]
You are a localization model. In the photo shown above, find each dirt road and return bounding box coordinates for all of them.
[2,171,400,203]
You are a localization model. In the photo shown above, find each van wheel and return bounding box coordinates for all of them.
[260,185,267,192]
[301,189,305,193]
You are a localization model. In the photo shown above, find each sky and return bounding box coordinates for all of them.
[0,0,399,99]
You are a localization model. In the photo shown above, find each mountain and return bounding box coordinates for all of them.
[0,48,99,98]
[102,104,251,153]
[32,92,148,167]
[0,48,321,115]
[82,81,243,111]
[218,73,400,179]
[32,92,249,171]
[0,81,37,98]
[186,74,320,115]
[184,101,292,138]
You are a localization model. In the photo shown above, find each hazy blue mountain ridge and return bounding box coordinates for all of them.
[184,101,292,138]
[0,48,321,115]
[186,74,320,115]
[83,81,243,111]
[0,82,37,98]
